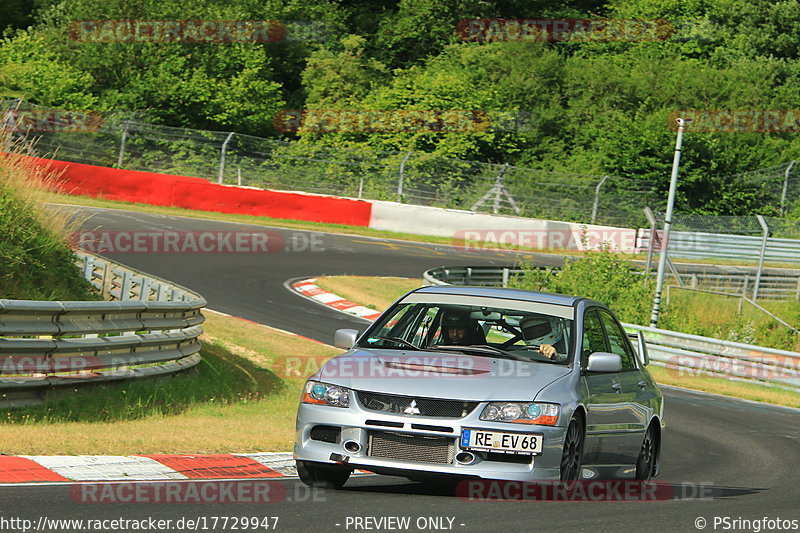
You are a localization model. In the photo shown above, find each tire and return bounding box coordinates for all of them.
[560,417,585,485]
[635,424,658,481]
[296,460,351,489]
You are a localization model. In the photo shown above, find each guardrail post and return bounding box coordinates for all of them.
[502,268,509,287]
[120,272,133,300]
[101,263,112,298]
[140,277,152,301]
[82,255,95,282]
[465,267,472,285]
[753,215,770,301]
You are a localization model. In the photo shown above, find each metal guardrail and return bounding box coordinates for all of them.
[423,264,800,300]
[624,324,799,392]
[0,251,206,406]
[424,266,800,392]
[638,229,800,265]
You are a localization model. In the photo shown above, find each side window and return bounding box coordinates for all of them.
[599,310,637,371]
[581,310,607,369]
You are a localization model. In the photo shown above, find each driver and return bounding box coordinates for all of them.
[441,311,481,345]
[520,316,565,360]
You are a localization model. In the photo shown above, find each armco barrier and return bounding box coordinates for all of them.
[0,251,207,406]
[423,264,800,300]
[423,266,800,392]
[21,155,373,227]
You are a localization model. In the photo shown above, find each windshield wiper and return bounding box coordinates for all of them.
[368,336,422,350]
[430,344,529,361]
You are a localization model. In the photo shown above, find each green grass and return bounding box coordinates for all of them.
[0,155,96,300]
[0,311,340,454]
[315,275,423,311]
[660,290,800,353]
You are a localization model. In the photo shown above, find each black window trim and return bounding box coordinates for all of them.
[596,308,640,372]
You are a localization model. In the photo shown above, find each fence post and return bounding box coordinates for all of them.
[740,274,749,313]
[643,207,657,279]
[753,215,769,301]
[237,167,242,187]
[591,176,609,224]
[397,151,412,202]
[218,132,234,184]
[780,160,796,216]
[117,121,129,168]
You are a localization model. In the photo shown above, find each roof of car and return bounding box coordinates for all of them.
[412,284,588,307]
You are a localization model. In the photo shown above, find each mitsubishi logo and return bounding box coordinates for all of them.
[403,399,421,415]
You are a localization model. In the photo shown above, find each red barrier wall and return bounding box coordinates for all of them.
[23,156,373,226]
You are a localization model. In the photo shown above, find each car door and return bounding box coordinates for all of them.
[597,309,650,462]
[580,309,638,465]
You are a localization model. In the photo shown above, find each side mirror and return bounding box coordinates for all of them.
[334,329,359,350]
[627,331,649,366]
[586,352,622,373]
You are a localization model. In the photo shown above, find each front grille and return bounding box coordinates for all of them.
[357,391,477,418]
[367,431,455,464]
[310,425,341,443]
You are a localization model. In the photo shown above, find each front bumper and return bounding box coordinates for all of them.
[294,400,567,482]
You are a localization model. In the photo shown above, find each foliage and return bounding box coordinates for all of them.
[510,244,654,324]
[2,0,800,215]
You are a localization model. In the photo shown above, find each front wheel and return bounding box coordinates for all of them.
[296,460,351,489]
[635,424,659,481]
[560,417,584,484]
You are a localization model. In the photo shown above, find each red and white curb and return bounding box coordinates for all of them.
[0,453,298,483]
[292,278,382,321]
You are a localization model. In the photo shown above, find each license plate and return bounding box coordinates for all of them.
[461,428,543,454]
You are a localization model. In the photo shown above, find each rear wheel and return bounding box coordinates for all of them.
[560,417,585,485]
[635,424,658,481]
[296,460,351,489]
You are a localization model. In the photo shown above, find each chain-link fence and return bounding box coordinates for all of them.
[3,100,799,230]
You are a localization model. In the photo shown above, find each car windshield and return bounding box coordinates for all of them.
[359,300,574,364]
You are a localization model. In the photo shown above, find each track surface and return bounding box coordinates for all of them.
[1,206,797,533]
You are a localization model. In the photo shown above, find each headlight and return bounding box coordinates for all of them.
[301,380,350,408]
[479,402,559,425]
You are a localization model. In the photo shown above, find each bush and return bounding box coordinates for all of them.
[510,246,654,324]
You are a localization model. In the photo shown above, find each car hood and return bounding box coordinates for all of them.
[311,348,573,402]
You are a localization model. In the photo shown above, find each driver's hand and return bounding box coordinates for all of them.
[538,344,557,359]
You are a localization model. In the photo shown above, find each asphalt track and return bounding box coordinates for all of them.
[1,206,797,533]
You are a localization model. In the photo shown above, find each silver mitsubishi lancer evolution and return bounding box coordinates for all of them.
[294,285,664,488]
